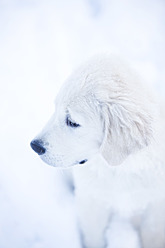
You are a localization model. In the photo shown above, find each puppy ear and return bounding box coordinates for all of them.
[100,102,153,166]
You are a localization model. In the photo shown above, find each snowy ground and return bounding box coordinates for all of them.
[0,0,165,247]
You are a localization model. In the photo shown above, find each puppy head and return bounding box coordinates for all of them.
[31,87,104,168]
[31,54,155,167]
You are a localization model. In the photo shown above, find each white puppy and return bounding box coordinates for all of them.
[31,54,165,248]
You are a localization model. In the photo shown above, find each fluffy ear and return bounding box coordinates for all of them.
[100,102,153,166]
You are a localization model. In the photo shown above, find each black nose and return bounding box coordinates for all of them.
[30,140,46,155]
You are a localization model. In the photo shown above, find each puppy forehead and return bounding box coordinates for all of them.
[55,54,119,113]
[55,60,104,103]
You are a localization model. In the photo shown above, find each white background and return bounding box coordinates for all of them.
[0,0,165,247]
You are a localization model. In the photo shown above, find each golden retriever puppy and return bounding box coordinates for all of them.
[31,54,165,248]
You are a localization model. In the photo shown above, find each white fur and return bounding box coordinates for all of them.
[34,54,165,248]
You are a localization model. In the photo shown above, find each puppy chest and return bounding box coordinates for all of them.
[72,165,165,217]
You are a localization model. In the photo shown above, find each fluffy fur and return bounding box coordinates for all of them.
[32,54,165,248]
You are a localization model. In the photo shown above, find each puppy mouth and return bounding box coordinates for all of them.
[30,140,88,167]
[40,152,88,168]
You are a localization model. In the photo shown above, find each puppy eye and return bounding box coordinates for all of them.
[66,116,80,128]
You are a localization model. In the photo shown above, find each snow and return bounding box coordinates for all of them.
[0,0,164,247]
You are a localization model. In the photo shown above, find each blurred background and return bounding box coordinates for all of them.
[0,0,165,247]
